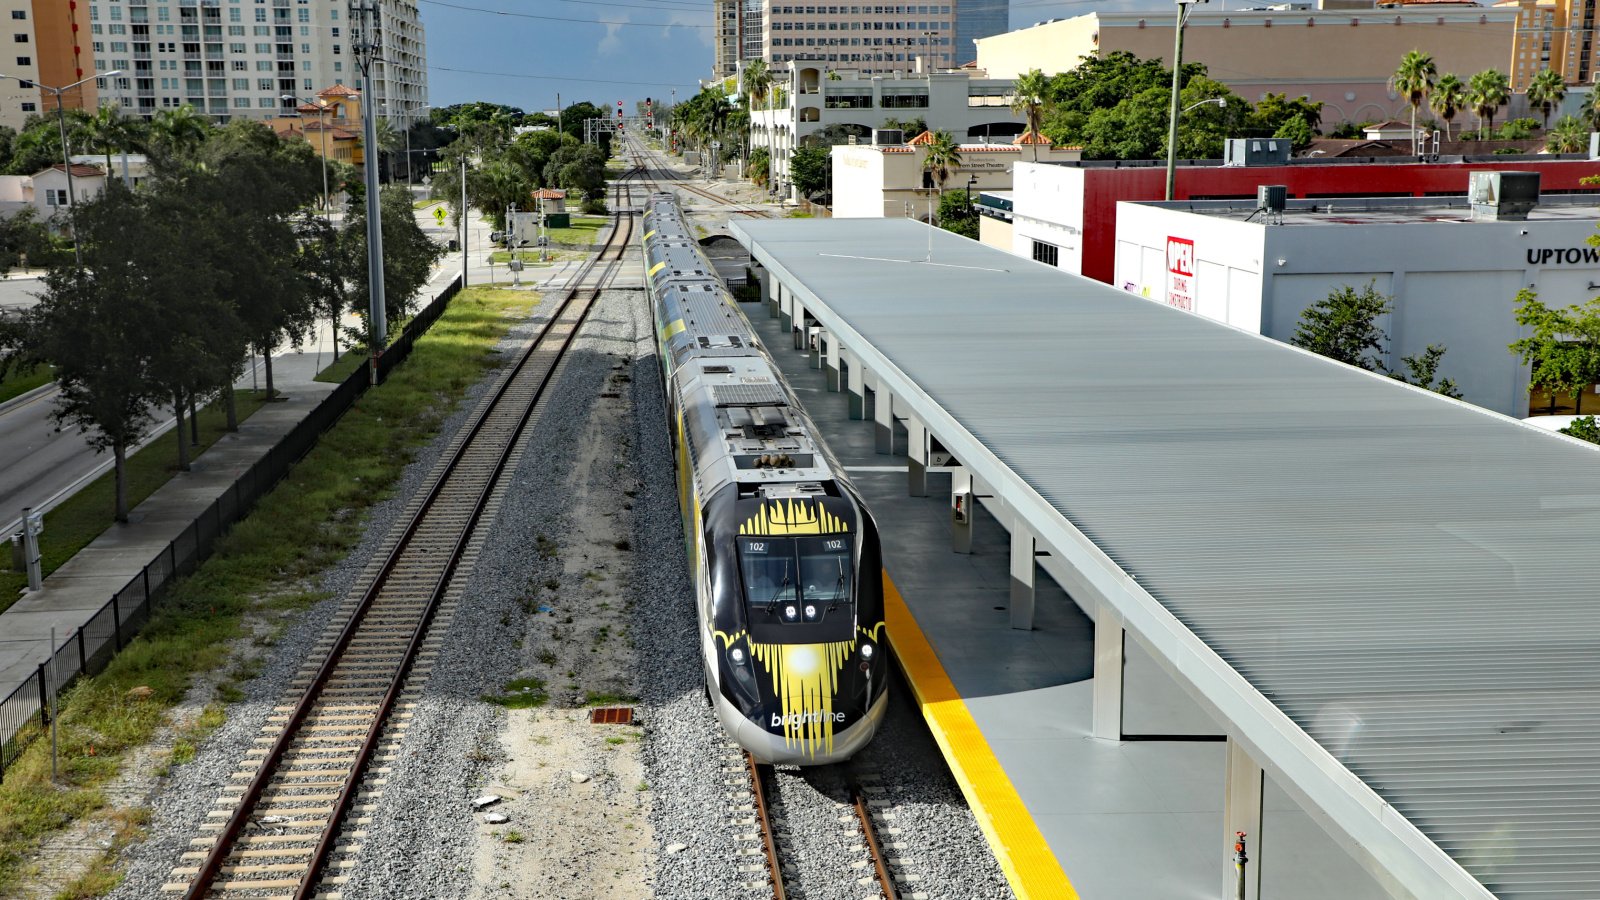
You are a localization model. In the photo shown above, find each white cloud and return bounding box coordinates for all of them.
[599,12,629,55]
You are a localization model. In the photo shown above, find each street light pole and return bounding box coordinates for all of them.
[352,1,387,382]
[0,70,122,264]
[1164,0,1207,201]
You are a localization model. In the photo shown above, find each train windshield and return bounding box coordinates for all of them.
[738,536,852,623]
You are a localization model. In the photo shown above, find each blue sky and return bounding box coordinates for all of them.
[417,0,1115,112]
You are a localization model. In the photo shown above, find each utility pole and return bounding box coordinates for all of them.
[460,154,469,288]
[1164,0,1207,201]
[352,0,388,382]
[557,91,563,137]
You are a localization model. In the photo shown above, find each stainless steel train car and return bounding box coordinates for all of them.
[641,192,887,765]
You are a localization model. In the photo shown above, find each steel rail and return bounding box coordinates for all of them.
[853,782,900,900]
[183,163,645,900]
[745,753,789,900]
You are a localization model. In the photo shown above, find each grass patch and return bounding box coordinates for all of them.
[785,209,813,218]
[0,284,538,894]
[413,198,441,210]
[502,830,525,844]
[585,690,639,707]
[0,391,271,612]
[0,363,53,405]
[313,350,367,385]
[546,216,608,246]
[487,250,561,265]
[482,677,549,709]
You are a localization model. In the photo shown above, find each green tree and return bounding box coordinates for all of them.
[881,116,927,138]
[920,130,961,194]
[341,186,446,335]
[1527,68,1567,129]
[1546,114,1589,152]
[936,191,978,238]
[1273,114,1315,151]
[471,157,536,229]
[1431,73,1466,140]
[1390,344,1462,398]
[1582,90,1600,131]
[1468,69,1511,134]
[543,143,608,199]
[505,128,572,189]
[1010,68,1050,161]
[559,102,607,142]
[0,207,55,271]
[1292,281,1391,371]
[1391,50,1437,154]
[187,120,324,403]
[1250,93,1323,136]
[1560,416,1600,444]
[748,146,771,187]
[1079,77,1245,161]
[6,110,91,176]
[788,144,830,200]
[1509,289,1600,415]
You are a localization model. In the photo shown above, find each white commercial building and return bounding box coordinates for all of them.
[1110,189,1600,417]
[86,0,426,124]
[832,132,1079,220]
[751,61,1023,199]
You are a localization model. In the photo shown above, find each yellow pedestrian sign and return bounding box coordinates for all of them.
[432,206,448,225]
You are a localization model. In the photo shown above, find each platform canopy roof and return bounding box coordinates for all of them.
[732,217,1600,900]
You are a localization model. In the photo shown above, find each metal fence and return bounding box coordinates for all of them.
[0,275,463,783]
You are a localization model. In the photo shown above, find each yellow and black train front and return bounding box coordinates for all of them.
[641,190,888,765]
[704,490,887,764]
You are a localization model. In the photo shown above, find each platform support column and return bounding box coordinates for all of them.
[769,279,782,319]
[951,468,973,553]
[845,350,865,419]
[824,333,841,390]
[1092,601,1124,740]
[793,306,806,350]
[874,387,894,454]
[906,418,928,497]
[1009,523,1036,630]
[810,327,824,369]
[1223,737,1264,900]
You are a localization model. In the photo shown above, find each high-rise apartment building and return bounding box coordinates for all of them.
[953,0,1005,65]
[83,0,426,125]
[714,0,959,78]
[0,0,96,131]
[1502,0,1599,90]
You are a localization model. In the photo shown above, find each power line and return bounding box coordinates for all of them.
[431,64,704,88]
[416,0,712,29]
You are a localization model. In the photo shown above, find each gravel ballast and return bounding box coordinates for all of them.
[106,275,1019,900]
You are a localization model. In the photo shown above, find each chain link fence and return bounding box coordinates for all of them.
[0,275,463,782]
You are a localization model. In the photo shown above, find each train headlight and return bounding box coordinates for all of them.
[731,647,745,664]
[860,643,874,660]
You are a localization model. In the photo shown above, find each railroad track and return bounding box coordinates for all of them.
[632,140,772,218]
[744,752,900,900]
[164,165,644,900]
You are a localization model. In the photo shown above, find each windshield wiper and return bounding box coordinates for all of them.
[826,556,847,613]
[764,560,791,615]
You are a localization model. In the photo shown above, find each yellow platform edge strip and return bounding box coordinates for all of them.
[883,571,1080,900]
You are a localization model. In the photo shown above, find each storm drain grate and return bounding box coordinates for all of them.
[589,707,636,726]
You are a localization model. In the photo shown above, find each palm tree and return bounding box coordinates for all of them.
[1546,114,1589,152]
[1391,50,1437,154]
[1527,68,1567,129]
[921,130,962,212]
[1583,90,1600,131]
[373,116,403,182]
[1467,69,1511,135]
[1010,68,1049,161]
[1431,73,1466,140]
[84,105,143,187]
[150,105,211,159]
[742,60,774,188]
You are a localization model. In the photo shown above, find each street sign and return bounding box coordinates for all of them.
[711,140,721,150]
[432,206,447,225]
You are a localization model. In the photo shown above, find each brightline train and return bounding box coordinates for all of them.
[641,192,887,765]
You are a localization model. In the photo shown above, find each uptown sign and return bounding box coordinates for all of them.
[1527,247,1600,265]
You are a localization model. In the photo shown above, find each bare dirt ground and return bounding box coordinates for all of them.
[467,360,653,900]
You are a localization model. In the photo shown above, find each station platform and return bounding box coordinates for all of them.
[743,302,1388,900]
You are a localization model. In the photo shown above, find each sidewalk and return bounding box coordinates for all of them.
[0,343,338,695]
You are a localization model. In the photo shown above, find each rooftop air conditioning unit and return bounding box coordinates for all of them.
[872,128,903,146]
[1224,138,1292,167]
[1469,170,1540,221]
[1257,184,1288,212]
